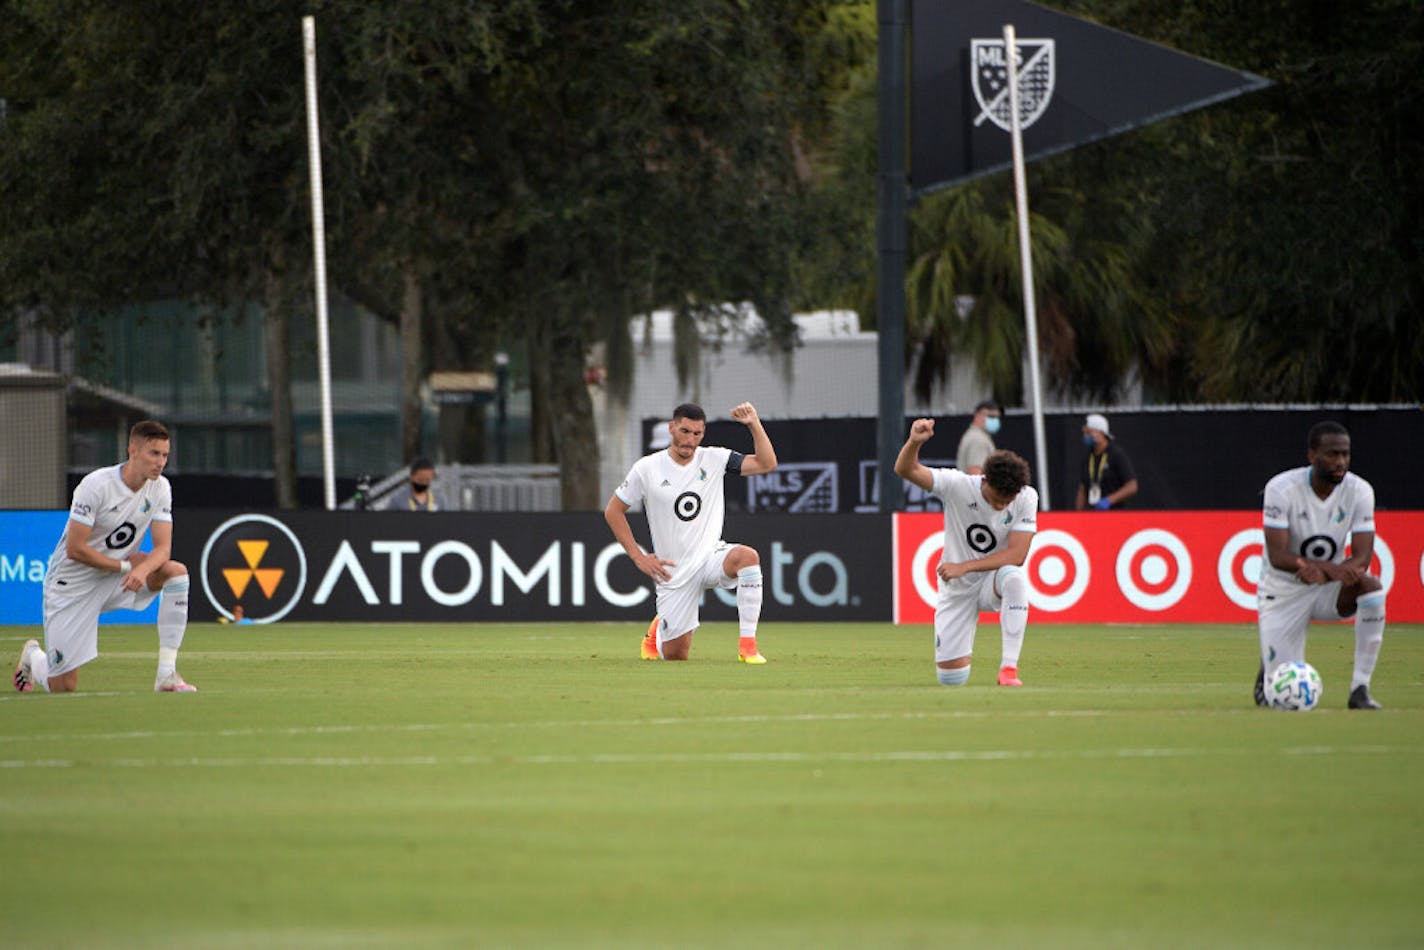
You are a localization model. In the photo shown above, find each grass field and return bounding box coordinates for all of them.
[2,620,1421,948]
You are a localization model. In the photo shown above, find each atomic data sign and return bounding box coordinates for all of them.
[910,0,1271,193]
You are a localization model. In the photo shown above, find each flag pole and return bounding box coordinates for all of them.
[1004,23,1051,510]
[303,16,337,511]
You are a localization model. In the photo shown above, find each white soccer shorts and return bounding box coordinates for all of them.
[1258,580,1347,674]
[43,573,160,676]
[932,568,1008,664]
[655,542,736,642]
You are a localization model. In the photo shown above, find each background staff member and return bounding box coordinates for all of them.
[1075,412,1139,510]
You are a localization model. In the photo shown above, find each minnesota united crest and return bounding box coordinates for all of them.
[971,37,1056,131]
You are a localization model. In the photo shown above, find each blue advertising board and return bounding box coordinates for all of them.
[0,511,158,625]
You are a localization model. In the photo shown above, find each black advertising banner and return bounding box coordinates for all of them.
[175,511,892,625]
[909,0,1271,193]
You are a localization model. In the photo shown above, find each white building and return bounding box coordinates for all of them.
[592,306,985,502]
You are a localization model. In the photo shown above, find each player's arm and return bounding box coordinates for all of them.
[730,403,777,476]
[603,494,674,582]
[1263,524,1327,584]
[894,419,935,492]
[1323,530,1373,585]
[939,528,1032,581]
[64,520,131,575]
[127,520,173,591]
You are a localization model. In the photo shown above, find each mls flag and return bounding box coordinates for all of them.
[910,0,1271,193]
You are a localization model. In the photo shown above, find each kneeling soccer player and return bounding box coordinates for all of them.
[895,420,1038,686]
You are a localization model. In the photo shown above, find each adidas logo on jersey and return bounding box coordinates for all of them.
[660,479,671,487]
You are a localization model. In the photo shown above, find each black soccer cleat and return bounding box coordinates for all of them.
[1253,662,1267,707]
[1347,684,1382,710]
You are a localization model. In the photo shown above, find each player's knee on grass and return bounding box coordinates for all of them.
[936,666,971,686]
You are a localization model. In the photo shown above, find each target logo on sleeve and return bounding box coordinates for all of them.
[1115,529,1193,611]
[1025,529,1090,612]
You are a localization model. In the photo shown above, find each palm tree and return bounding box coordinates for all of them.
[904,174,1178,407]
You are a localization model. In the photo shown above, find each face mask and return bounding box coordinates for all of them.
[1083,434,1097,447]
[985,416,1002,435]
[411,481,432,492]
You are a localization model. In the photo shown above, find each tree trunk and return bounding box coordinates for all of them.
[264,269,297,509]
[528,313,554,465]
[545,311,600,510]
[399,263,424,463]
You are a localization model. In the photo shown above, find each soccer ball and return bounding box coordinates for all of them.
[1265,661,1323,711]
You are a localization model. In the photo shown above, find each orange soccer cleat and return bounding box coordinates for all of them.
[641,616,661,660]
[997,666,1023,687]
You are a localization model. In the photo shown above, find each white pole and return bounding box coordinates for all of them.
[1004,24,1051,510]
[303,16,337,511]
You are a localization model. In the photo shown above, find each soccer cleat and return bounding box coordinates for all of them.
[737,638,767,664]
[997,666,1023,687]
[154,671,198,693]
[1253,662,1267,707]
[1347,684,1382,710]
[641,616,661,660]
[13,638,38,692]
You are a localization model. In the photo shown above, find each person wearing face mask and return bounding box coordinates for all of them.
[383,457,448,511]
[955,400,1002,475]
[1075,413,1138,511]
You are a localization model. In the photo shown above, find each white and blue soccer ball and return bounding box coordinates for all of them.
[1266,661,1323,711]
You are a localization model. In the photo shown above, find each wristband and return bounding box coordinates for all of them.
[119,559,132,575]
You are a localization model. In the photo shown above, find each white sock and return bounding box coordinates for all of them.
[157,577,190,670]
[998,569,1029,669]
[1352,591,1385,690]
[28,645,51,692]
[736,567,763,640]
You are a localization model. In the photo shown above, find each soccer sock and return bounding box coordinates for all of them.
[736,566,763,642]
[28,645,51,692]
[998,568,1029,669]
[1351,591,1386,690]
[936,666,971,686]
[157,576,190,673]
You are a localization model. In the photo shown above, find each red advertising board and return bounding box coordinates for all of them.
[894,511,1424,624]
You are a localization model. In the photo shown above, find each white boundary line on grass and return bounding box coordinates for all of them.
[0,708,1131,743]
[0,744,1400,770]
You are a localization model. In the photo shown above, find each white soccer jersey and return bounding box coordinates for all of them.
[615,445,744,588]
[1258,466,1375,598]
[929,467,1038,596]
[47,464,173,590]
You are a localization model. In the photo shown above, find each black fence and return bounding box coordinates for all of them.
[660,406,1424,513]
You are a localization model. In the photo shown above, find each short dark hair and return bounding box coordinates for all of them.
[672,403,706,423]
[1308,421,1348,450]
[983,450,1030,498]
[129,420,169,444]
[973,400,1002,415]
[409,456,435,475]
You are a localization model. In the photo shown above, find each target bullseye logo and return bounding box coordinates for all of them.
[1025,530,1090,612]
[1216,529,1264,610]
[1300,534,1337,563]
[911,534,944,608]
[674,491,702,522]
[1116,529,1192,611]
